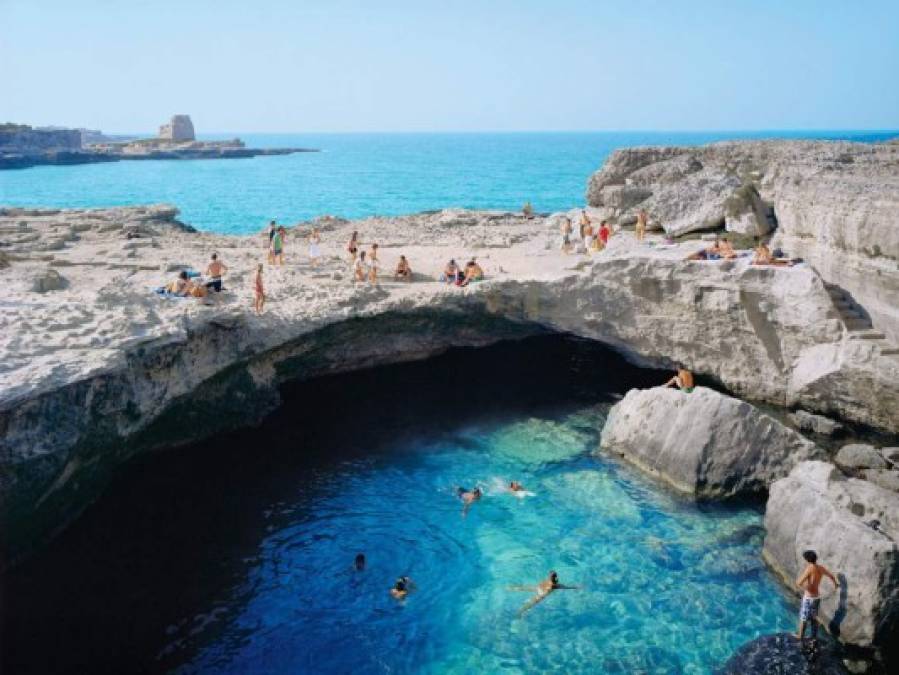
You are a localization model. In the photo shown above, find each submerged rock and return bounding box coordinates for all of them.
[721,633,849,674]
[598,386,820,498]
[763,461,899,650]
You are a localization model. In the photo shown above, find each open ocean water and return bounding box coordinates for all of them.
[1,130,896,234]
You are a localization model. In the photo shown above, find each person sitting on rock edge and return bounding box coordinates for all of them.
[394,255,412,281]
[686,237,721,261]
[442,259,459,284]
[664,366,694,393]
[458,260,484,287]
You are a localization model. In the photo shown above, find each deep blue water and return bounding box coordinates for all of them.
[1,130,896,234]
[2,336,796,674]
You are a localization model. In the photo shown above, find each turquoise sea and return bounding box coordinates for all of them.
[1,130,896,234]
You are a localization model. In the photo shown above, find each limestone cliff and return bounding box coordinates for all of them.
[586,140,899,342]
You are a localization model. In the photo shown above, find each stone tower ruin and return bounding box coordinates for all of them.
[158,115,195,142]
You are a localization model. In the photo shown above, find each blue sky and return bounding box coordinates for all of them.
[2,0,897,132]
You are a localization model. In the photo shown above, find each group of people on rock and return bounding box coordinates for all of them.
[559,210,616,254]
[345,232,415,283]
[440,258,484,286]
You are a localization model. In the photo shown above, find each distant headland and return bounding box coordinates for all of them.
[0,115,318,170]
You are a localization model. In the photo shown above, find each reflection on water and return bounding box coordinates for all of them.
[1,335,793,674]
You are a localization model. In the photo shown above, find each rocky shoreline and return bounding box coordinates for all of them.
[0,146,317,170]
[1,138,898,668]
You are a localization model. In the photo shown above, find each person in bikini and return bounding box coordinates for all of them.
[515,571,580,617]
[368,243,380,284]
[347,231,359,263]
[796,550,839,640]
[665,366,694,392]
[354,250,369,282]
[204,253,227,292]
[635,209,648,242]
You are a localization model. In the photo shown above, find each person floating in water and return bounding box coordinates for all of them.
[509,481,525,493]
[457,486,482,516]
[390,576,416,600]
[795,550,839,640]
[514,571,580,616]
[354,553,366,571]
[664,365,694,393]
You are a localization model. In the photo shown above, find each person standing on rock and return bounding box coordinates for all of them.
[635,210,648,242]
[559,217,573,254]
[347,231,359,264]
[253,263,265,314]
[664,366,694,393]
[308,228,322,266]
[204,253,227,292]
[796,550,839,641]
[270,227,284,266]
[266,220,277,264]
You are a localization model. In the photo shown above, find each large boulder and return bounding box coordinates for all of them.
[598,386,821,498]
[835,444,889,472]
[763,461,899,650]
[586,140,899,341]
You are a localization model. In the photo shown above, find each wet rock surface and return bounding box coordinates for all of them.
[721,633,849,675]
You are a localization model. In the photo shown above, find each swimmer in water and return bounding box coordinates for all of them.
[516,571,580,616]
[457,486,482,516]
[390,576,416,600]
[509,481,525,493]
[354,553,365,571]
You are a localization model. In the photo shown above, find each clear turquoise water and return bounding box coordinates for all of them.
[1,131,896,234]
[169,409,794,674]
[2,336,797,674]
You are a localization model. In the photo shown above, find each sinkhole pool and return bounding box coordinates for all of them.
[2,335,795,674]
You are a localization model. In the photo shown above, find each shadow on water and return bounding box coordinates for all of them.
[1,334,666,674]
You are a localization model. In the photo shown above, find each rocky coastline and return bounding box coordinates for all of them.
[1,137,898,668]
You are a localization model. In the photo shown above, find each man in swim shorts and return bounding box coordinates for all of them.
[796,550,838,640]
[204,253,227,292]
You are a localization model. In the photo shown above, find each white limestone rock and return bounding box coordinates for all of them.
[861,469,899,493]
[763,461,899,649]
[790,409,843,436]
[599,386,821,498]
[835,444,889,471]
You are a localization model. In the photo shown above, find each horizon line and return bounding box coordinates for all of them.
[97,127,899,136]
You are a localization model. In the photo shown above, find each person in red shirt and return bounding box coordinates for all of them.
[598,220,611,246]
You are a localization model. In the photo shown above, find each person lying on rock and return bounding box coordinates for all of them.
[686,237,721,261]
[513,571,581,617]
[664,366,694,393]
[751,242,794,266]
[718,237,738,260]
[796,550,839,641]
[394,255,412,282]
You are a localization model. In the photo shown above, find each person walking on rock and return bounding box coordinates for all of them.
[253,263,265,314]
[795,550,839,641]
[635,209,648,242]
